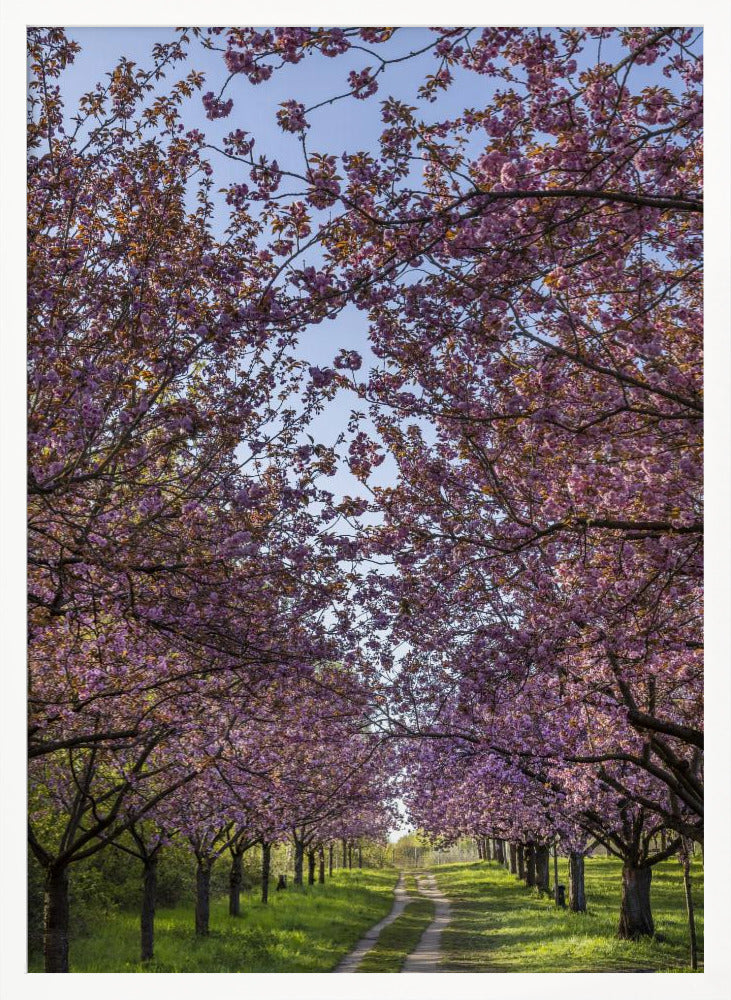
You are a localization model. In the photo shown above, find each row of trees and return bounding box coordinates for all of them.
[28,24,702,969]
[198,25,702,940]
[28,827,382,959]
[474,835,585,913]
[27,29,395,972]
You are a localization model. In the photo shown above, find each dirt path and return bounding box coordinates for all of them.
[400,871,451,973]
[334,871,412,972]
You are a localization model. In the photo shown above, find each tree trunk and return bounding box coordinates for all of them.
[358,845,363,869]
[195,858,212,936]
[476,838,483,860]
[618,864,654,939]
[348,844,353,869]
[508,843,517,875]
[307,848,316,885]
[342,838,347,867]
[261,842,271,905]
[535,844,550,893]
[319,845,326,884]
[494,838,505,864]
[516,843,525,880]
[293,839,304,886]
[229,850,243,916]
[681,853,698,970]
[328,843,334,877]
[141,856,157,961]
[568,852,586,913]
[525,842,536,887]
[43,865,70,973]
[485,837,492,862]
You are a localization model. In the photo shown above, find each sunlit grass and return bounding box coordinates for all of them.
[29,857,703,973]
[403,871,419,894]
[29,868,398,973]
[434,856,703,973]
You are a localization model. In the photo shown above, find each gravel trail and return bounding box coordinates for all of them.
[334,872,412,973]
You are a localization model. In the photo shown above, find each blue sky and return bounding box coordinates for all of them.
[56,27,498,505]
[53,27,695,510]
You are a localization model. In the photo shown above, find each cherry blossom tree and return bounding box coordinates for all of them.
[28,24,704,966]
[27,28,362,971]
[204,25,702,797]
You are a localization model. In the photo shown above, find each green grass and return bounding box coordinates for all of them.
[29,868,399,973]
[403,871,419,894]
[356,897,436,972]
[434,856,703,973]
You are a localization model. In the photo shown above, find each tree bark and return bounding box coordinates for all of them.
[293,839,304,886]
[229,850,243,916]
[348,844,353,869]
[681,853,698,969]
[508,842,517,875]
[307,848,316,885]
[516,842,525,880]
[328,843,334,877]
[485,837,492,862]
[618,864,654,939]
[43,865,70,973]
[358,845,363,869]
[476,838,484,860]
[141,856,157,961]
[568,851,586,913]
[494,838,505,865]
[535,844,550,893]
[342,838,347,867]
[195,857,213,936]
[525,842,536,887]
[261,842,271,904]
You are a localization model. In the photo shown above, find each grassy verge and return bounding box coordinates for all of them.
[356,897,436,972]
[434,857,703,973]
[29,868,398,973]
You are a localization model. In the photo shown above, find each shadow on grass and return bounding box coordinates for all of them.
[434,857,702,974]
